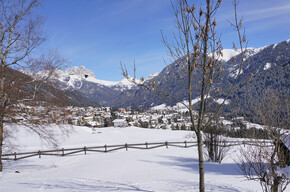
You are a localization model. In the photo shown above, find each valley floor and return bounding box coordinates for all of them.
[0,125,263,191]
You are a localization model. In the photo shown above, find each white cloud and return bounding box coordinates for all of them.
[242,4,290,23]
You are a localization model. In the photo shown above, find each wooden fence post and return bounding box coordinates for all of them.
[145,142,148,149]
[38,150,41,158]
[104,145,107,152]
[184,141,187,148]
[62,148,64,156]
[84,146,87,155]
[125,143,128,151]
[14,152,17,160]
[165,141,168,149]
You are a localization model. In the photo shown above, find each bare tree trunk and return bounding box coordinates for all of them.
[0,121,3,171]
[0,62,5,172]
[196,1,211,191]
[197,131,205,192]
[271,143,280,192]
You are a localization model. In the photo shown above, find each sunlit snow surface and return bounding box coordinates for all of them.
[0,125,263,192]
[263,62,271,70]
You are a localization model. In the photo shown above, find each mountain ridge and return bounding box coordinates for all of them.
[26,39,289,115]
[108,39,290,113]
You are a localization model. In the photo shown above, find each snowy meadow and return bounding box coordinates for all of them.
[0,125,267,192]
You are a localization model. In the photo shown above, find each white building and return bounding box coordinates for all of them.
[113,119,128,127]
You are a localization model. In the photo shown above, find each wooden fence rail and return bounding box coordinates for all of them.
[0,140,273,161]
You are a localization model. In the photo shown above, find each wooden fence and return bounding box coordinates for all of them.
[0,140,273,161]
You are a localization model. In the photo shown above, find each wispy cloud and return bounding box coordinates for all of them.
[246,16,290,34]
[242,4,290,23]
[216,1,290,25]
[214,0,290,48]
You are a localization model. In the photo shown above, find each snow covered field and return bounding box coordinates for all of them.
[0,125,263,191]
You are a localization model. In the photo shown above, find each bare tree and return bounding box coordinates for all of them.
[0,0,67,171]
[203,122,229,163]
[238,90,290,192]
[121,0,247,191]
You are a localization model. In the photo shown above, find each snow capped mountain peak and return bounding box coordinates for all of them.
[246,46,267,56]
[120,77,134,85]
[65,65,96,79]
[218,49,240,62]
[34,65,159,92]
[46,66,141,91]
[214,46,268,62]
[146,72,159,81]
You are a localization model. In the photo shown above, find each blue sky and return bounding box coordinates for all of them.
[37,0,290,81]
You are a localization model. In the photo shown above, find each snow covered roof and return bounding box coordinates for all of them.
[113,119,127,123]
[87,121,98,126]
[281,134,290,151]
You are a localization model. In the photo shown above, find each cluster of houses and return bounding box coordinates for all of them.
[19,106,198,130]
[7,104,269,133]
[11,105,253,131]
[46,106,239,131]
[67,106,195,130]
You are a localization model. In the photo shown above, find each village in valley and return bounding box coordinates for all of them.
[15,103,264,135]
[0,0,289,191]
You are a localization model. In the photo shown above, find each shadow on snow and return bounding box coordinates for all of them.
[141,155,242,176]
[19,179,154,192]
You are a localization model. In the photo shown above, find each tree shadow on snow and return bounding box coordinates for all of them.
[3,159,49,172]
[19,179,154,192]
[141,155,242,176]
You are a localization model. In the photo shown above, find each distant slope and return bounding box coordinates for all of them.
[13,68,100,107]
[110,39,290,116]
[32,39,290,113]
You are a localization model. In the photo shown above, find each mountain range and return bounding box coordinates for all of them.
[39,39,289,116]
[46,65,158,106]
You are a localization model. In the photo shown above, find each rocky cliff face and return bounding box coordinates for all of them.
[65,66,96,79]
[45,66,140,106]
